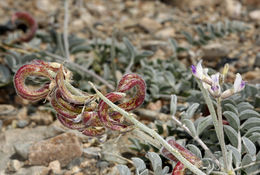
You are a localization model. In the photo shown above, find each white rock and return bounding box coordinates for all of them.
[249,10,260,21]
[48,160,61,174]
[7,160,22,172]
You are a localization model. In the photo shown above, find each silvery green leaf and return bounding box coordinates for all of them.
[123,37,135,56]
[239,109,260,120]
[224,125,238,147]
[146,152,162,174]
[248,132,260,143]
[140,169,149,175]
[241,118,260,131]
[162,166,169,175]
[242,154,253,166]
[137,50,154,58]
[223,111,240,131]
[226,145,241,166]
[183,119,197,137]
[237,102,254,113]
[222,98,236,106]
[202,158,214,174]
[164,72,176,88]
[182,31,193,44]
[0,65,11,87]
[257,151,260,160]
[169,38,178,52]
[242,137,256,159]
[186,144,202,159]
[196,26,206,40]
[196,116,213,136]
[132,158,146,174]
[70,45,91,54]
[117,165,131,175]
[245,126,260,137]
[4,54,17,70]
[242,154,258,175]
[185,103,200,119]
[170,95,177,116]
[224,103,238,115]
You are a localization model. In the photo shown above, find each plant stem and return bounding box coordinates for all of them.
[171,115,220,167]
[217,98,228,172]
[63,0,70,60]
[197,80,220,139]
[89,82,206,175]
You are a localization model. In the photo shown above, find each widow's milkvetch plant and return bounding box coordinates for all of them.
[14,60,206,175]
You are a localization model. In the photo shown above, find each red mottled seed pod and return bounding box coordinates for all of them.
[11,12,38,42]
[161,138,202,167]
[172,162,185,175]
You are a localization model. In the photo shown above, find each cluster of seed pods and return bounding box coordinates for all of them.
[14,60,146,137]
[161,138,202,175]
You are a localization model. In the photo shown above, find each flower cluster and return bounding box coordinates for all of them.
[14,60,146,136]
[191,60,245,98]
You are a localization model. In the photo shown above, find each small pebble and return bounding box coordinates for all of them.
[48,160,61,174]
[7,160,22,172]
[17,120,29,128]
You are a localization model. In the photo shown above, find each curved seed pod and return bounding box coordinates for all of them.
[81,126,106,137]
[57,113,105,137]
[55,89,96,113]
[161,138,202,167]
[14,63,54,101]
[98,92,130,131]
[57,114,86,130]
[56,66,94,104]
[11,11,38,42]
[117,73,146,111]
[172,162,185,175]
[51,91,80,119]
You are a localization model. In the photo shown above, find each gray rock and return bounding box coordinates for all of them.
[28,132,82,167]
[17,120,29,128]
[6,160,23,173]
[14,142,32,160]
[202,43,230,59]
[13,166,49,175]
[0,120,2,129]
[139,17,162,33]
